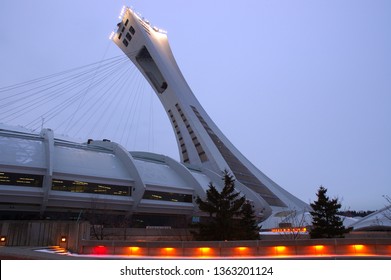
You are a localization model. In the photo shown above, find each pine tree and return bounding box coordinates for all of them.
[193,170,259,240]
[309,186,349,238]
[238,201,261,240]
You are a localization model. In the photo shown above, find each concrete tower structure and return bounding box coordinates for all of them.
[113,7,308,221]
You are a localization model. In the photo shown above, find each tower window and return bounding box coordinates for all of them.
[123,39,129,47]
[126,33,132,41]
[129,26,135,35]
[136,46,168,93]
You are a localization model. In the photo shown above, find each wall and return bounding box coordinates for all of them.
[0,220,90,252]
[78,238,391,257]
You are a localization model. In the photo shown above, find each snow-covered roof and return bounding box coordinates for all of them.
[260,210,360,230]
[350,205,391,230]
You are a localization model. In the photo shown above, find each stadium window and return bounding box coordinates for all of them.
[142,190,192,203]
[51,179,130,196]
[0,171,43,187]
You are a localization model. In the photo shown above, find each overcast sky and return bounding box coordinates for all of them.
[1,0,390,211]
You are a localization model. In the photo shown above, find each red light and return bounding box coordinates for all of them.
[94,245,107,255]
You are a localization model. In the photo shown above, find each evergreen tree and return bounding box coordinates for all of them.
[309,186,349,238]
[238,201,261,240]
[193,170,259,240]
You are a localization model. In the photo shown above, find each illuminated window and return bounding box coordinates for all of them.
[143,190,192,203]
[0,171,43,188]
[52,179,130,196]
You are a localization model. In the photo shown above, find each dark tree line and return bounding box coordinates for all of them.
[192,170,260,241]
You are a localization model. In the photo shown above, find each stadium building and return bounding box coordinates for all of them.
[0,7,309,228]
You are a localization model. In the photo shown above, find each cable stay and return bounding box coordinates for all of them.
[0,52,166,153]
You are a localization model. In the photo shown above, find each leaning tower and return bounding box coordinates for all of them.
[112,7,308,221]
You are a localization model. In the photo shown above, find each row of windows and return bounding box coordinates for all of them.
[0,172,192,202]
[191,106,286,207]
[0,171,43,188]
[175,104,208,162]
[168,109,189,163]
[0,171,131,197]
[52,179,130,196]
[143,190,192,203]
[119,19,136,48]
[123,18,136,35]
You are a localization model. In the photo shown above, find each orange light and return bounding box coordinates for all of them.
[129,246,140,255]
[60,236,67,243]
[161,247,176,256]
[198,247,211,257]
[237,247,248,252]
[0,236,6,242]
[313,245,324,255]
[199,247,210,253]
[235,246,249,257]
[275,246,286,253]
[271,227,307,233]
[352,244,365,254]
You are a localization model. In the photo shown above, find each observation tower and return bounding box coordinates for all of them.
[112,7,308,221]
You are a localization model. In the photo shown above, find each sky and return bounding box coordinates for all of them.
[0,0,390,211]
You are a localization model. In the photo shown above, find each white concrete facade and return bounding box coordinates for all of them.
[0,126,211,223]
